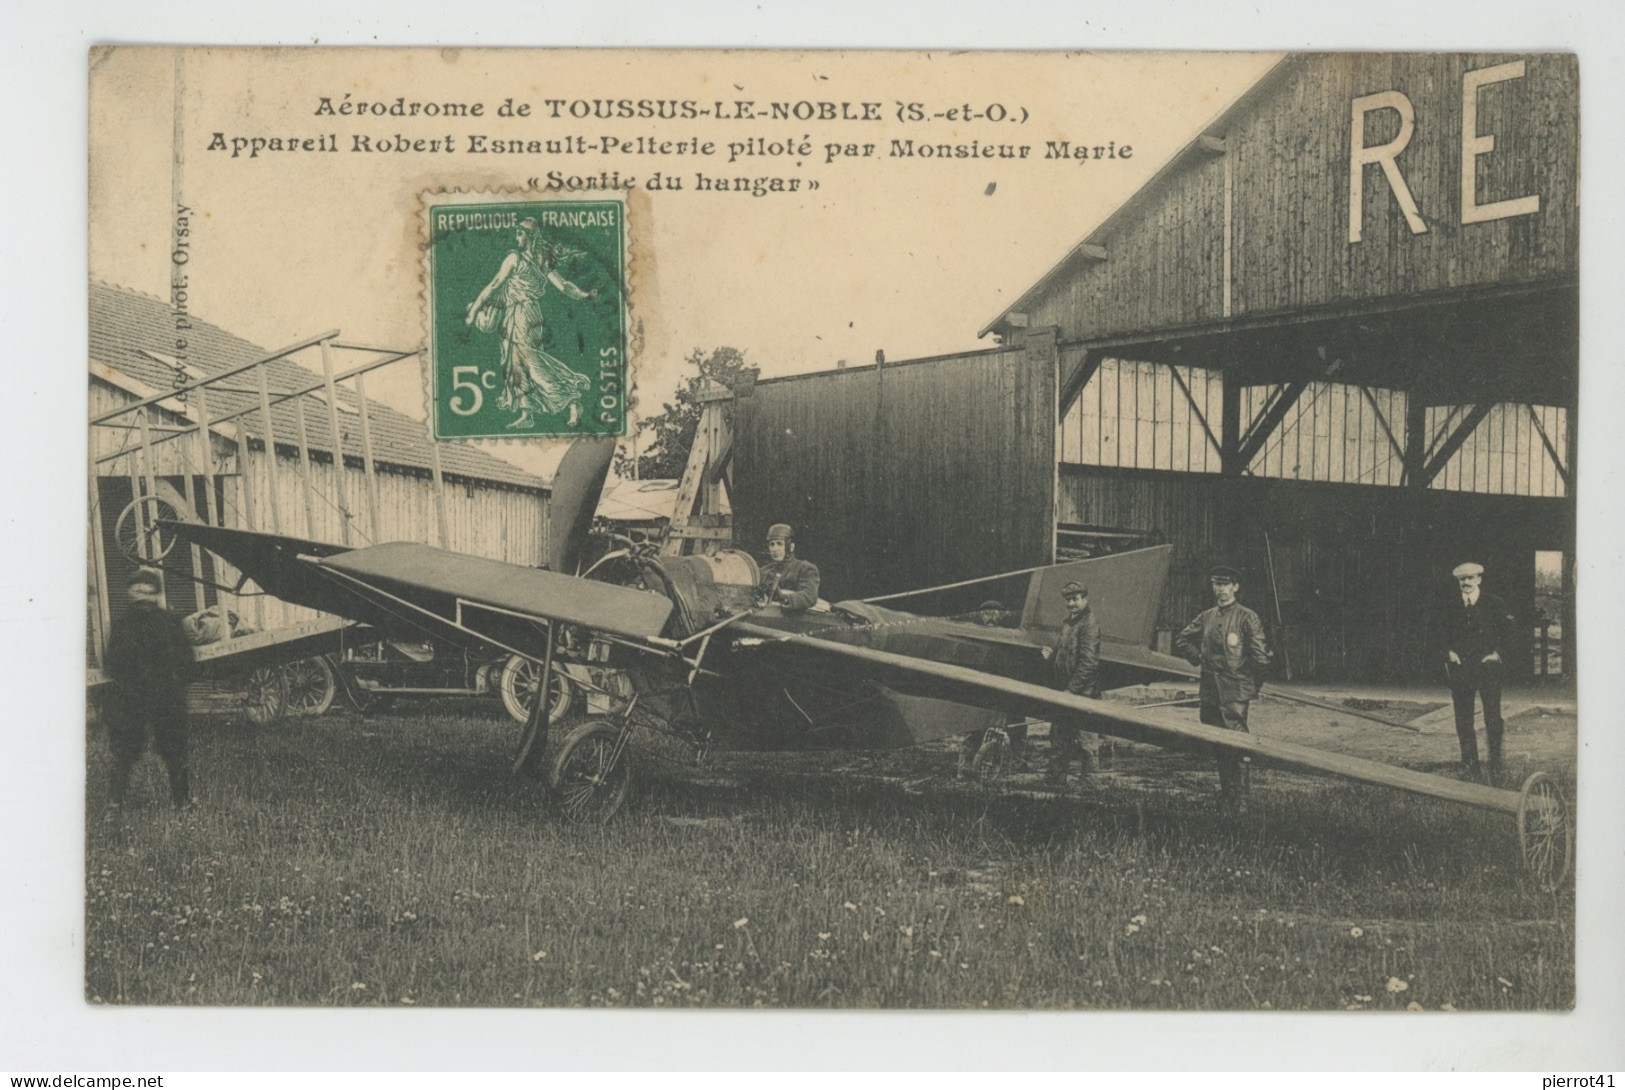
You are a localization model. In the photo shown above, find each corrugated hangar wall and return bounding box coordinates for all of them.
[732,340,1055,602]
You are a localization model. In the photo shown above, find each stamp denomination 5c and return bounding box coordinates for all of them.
[424,193,627,440]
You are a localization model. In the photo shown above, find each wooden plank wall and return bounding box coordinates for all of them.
[734,346,1054,601]
[1429,403,1568,497]
[229,449,548,631]
[1059,463,1565,681]
[1061,357,1225,473]
[1025,53,1578,340]
[1062,361,1566,497]
[91,380,549,641]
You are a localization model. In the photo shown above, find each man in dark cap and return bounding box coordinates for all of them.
[973,599,1016,627]
[102,568,195,809]
[758,523,821,610]
[1042,579,1103,780]
[1443,561,1515,777]
[1175,564,1271,812]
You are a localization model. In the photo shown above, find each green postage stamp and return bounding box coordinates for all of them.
[424,193,628,440]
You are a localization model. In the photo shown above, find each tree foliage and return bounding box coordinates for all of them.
[616,346,751,480]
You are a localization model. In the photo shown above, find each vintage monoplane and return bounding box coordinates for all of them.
[159,439,1573,889]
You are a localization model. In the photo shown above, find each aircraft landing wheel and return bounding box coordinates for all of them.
[550,719,633,824]
[113,495,184,565]
[500,654,574,726]
[1516,771,1573,892]
[239,666,287,726]
[972,730,1010,778]
[283,656,337,716]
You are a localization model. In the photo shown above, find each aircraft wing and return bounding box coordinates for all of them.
[166,521,674,658]
[729,620,1511,813]
[161,522,387,622]
[1102,640,1199,679]
[320,542,673,644]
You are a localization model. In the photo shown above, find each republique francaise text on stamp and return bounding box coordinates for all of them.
[424,192,628,441]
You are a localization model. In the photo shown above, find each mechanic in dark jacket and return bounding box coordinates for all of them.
[1442,561,1516,776]
[102,569,195,808]
[1042,580,1104,780]
[1175,564,1271,811]
[758,523,821,610]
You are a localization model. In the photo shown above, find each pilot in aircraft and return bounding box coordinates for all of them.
[757,523,821,610]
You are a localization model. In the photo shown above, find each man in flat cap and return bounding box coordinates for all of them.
[758,523,821,611]
[1443,561,1515,777]
[1176,564,1271,812]
[102,568,195,809]
[1042,580,1104,781]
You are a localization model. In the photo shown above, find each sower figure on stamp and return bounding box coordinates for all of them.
[1443,561,1516,780]
[465,217,597,430]
[1040,580,1104,782]
[758,523,821,611]
[1175,565,1271,812]
[102,568,195,810]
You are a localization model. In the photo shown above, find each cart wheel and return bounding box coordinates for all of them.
[549,719,632,824]
[113,495,184,564]
[1516,771,1573,892]
[972,729,1010,778]
[283,656,337,716]
[499,654,574,726]
[240,666,287,726]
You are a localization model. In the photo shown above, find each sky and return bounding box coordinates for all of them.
[88,48,1281,478]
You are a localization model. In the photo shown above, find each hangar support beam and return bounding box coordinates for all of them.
[1526,405,1569,486]
[1058,350,1103,421]
[1235,380,1310,469]
[1422,402,1493,485]
[1168,364,1222,460]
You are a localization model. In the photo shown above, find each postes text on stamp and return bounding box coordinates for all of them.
[425,194,627,440]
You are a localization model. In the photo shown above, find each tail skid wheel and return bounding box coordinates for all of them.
[972,729,1011,778]
[500,654,574,726]
[113,495,185,564]
[549,719,633,824]
[1516,771,1573,892]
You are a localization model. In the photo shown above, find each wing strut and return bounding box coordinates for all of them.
[512,621,554,775]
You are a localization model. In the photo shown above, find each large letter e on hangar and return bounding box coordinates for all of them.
[1348,60,1544,244]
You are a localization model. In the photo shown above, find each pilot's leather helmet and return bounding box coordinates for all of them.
[766,523,795,543]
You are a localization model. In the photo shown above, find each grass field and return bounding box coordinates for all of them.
[85,702,1574,1010]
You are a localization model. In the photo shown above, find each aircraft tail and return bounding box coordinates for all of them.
[1018,544,1172,649]
[546,437,617,574]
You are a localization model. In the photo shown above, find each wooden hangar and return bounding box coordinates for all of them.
[730,53,1577,684]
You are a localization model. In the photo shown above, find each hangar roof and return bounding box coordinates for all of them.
[90,281,547,492]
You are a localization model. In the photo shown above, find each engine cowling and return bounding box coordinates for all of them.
[640,550,761,637]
